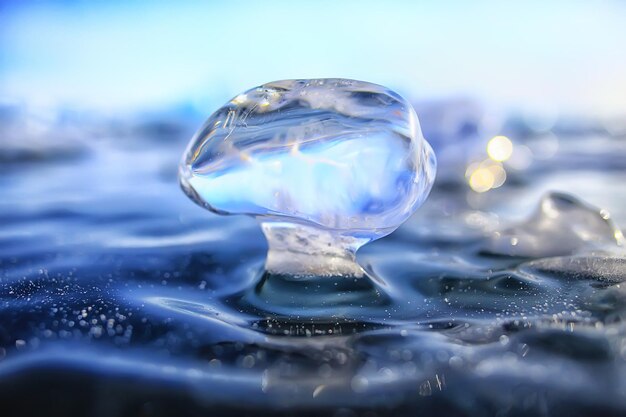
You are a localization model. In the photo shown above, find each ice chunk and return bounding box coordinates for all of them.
[180,79,436,276]
[483,192,623,258]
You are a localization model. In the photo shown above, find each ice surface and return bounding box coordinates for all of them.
[519,255,626,285]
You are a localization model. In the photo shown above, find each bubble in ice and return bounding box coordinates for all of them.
[180,78,436,276]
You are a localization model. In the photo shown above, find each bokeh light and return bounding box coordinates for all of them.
[466,159,507,193]
[487,135,513,162]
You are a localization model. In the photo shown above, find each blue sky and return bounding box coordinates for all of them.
[1,0,625,115]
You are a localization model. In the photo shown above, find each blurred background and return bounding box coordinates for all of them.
[2,0,626,115]
[1,0,625,222]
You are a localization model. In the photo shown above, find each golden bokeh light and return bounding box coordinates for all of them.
[487,136,513,162]
[469,167,495,193]
[466,159,507,193]
[487,163,506,188]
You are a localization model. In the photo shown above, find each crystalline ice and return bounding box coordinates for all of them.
[483,192,624,258]
[180,78,436,276]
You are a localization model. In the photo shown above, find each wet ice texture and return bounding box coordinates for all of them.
[483,192,624,258]
[180,79,436,276]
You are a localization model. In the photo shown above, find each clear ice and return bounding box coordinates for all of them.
[180,78,436,276]
[484,192,624,258]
